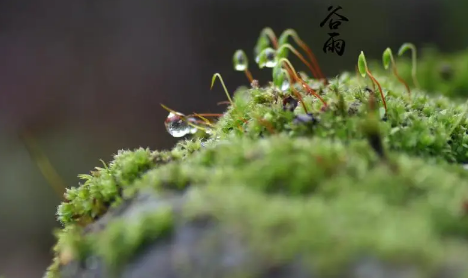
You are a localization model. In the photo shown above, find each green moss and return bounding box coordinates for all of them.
[44,225,92,278]
[93,206,174,272]
[45,205,174,278]
[46,33,468,277]
[141,135,468,275]
[56,139,203,226]
[45,140,203,277]
[214,71,468,163]
[57,148,156,226]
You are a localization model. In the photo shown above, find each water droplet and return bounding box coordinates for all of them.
[165,112,190,137]
[233,50,248,71]
[258,48,277,68]
[264,48,277,68]
[281,79,290,91]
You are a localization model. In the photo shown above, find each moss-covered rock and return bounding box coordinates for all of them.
[45,31,468,278]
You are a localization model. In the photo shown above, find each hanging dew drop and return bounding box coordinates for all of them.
[234,63,246,71]
[165,112,190,137]
[233,50,248,71]
[258,48,277,68]
[264,48,277,68]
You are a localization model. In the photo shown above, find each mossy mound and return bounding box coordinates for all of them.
[45,37,468,278]
[46,135,468,278]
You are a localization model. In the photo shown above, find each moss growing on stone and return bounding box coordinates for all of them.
[93,206,174,272]
[45,30,468,278]
[57,148,156,226]
[47,135,468,278]
[46,203,174,278]
[56,140,203,227]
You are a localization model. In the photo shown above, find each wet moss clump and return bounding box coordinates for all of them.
[214,70,468,164]
[45,29,468,278]
[47,206,174,277]
[56,140,202,226]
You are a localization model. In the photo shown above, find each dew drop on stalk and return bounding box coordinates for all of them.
[258,48,277,68]
[165,112,190,137]
[264,48,277,68]
[233,50,248,71]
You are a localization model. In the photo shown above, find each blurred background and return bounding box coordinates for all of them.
[0,0,467,277]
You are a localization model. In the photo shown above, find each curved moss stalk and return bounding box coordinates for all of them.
[383,48,410,96]
[254,28,279,64]
[277,44,319,80]
[260,27,278,49]
[355,65,367,87]
[254,115,277,134]
[211,73,233,105]
[358,51,387,113]
[19,131,66,200]
[398,43,420,89]
[217,101,231,106]
[364,87,377,111]
[244,70,254,84]
[187,113,221,127]
[367,74,386,112]
[278,29,327,83]
[278,66,310,114]
[278,58,328,108]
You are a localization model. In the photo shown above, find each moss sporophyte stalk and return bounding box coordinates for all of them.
[44,28,468,278]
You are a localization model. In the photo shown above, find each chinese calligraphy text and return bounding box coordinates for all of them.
[320,6,348,56]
